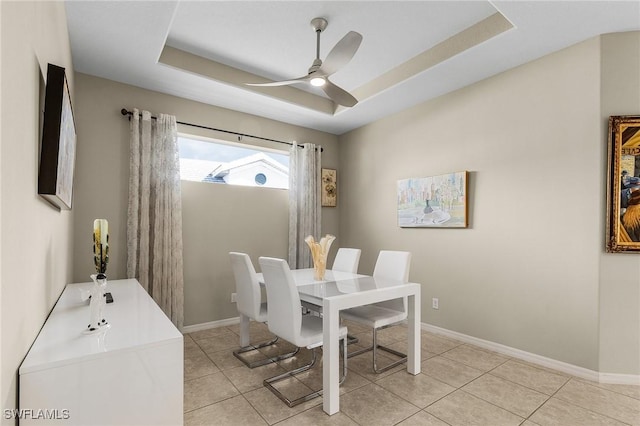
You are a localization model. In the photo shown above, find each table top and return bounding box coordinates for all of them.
[256,268,367,287]
[20,279,182,374]
[298,275,411,305]
[258,268,411,306]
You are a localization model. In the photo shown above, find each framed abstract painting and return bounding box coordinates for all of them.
[397,171,468,228]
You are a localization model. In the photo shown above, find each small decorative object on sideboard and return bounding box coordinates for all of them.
[305,234,336,280]
[84,219,111,334]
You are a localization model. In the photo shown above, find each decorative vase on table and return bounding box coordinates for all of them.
[85,219,110,334]
[305,234,336,280]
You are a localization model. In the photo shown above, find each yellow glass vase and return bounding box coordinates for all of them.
[305,234,336,280]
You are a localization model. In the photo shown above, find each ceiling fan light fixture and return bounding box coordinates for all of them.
[310,76,326,87]
[244,17,362,107]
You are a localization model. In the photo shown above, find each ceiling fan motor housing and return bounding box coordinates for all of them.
[310,17,328,33]
[308,58,323,74]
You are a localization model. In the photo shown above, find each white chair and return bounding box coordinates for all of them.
[229,252,298,368]
[259,256,348,407]
[341,250,411,373]
[331,248,362,345]
[332,248,361,273]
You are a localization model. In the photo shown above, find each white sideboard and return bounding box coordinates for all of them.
[19,278,183,425]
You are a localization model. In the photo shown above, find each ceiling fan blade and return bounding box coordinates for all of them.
[319,31,363,76]
[322,80,358,107]
[246,75,310,87]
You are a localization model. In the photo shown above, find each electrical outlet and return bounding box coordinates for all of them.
[231,292,237,303]
[432,298,439,310]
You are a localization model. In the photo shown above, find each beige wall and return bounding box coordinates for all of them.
[339,38,605,371]
[599,32,640,375]
[72,73,340,326]
[181,182,288,324]
[0,1,75,417]
[2,15,636,426]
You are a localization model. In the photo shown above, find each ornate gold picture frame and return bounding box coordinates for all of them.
[606,115,640,252]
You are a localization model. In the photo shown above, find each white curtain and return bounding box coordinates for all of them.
[288,143,322,269]
[127,108,184,329]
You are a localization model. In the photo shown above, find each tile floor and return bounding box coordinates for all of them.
[183,321,640,425]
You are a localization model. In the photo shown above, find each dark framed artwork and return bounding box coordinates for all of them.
[606,115,640,252]
[38,64,76,210]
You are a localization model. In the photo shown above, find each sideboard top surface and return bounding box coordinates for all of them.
[20,278,182,374]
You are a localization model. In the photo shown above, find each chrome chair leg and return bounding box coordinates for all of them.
[263,348,322,407]
[347,326,407,373]
[263,337,348,407]
[340,335,348,385]
[371,327,407,373]
[233,336,300,368]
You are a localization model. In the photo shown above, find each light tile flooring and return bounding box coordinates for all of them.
[183,321,640,425]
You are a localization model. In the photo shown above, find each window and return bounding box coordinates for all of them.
[179,136,289,189]
[254,173,267,186]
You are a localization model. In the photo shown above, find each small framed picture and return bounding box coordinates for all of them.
[321,168,337,207]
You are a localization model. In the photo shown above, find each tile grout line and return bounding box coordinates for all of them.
[576,376,640,401]
[422,356,545,423]
[240,391,273,426]
[467,358,546,420]
[182,393,244,415]
[191,328,274,415]
[484,359,570,398]
[548,377,637,426]
[522,377,570,424]
[456,388,527,422]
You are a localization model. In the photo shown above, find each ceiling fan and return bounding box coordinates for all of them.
[246,17,362,107]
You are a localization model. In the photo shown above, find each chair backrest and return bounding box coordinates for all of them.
[258,257,303,346]
[229,252,262,320]
[373,250,412,313]
[373,250,411,282]
[332,248,362,274]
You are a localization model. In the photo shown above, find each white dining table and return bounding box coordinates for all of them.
[250,268,421,415]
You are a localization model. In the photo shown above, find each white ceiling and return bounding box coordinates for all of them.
[65,1,640,135]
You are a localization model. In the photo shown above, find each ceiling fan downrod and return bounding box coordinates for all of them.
[309,17,328,73]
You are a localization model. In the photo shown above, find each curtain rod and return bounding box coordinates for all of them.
[120,108,322,152]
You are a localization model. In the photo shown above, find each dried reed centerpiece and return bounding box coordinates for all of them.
[305,234,336,280]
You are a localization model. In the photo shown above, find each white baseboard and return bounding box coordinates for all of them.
[181,318,639,385]
[598,372,640,386]
[422,323,640,386]
[181,317,240,334]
